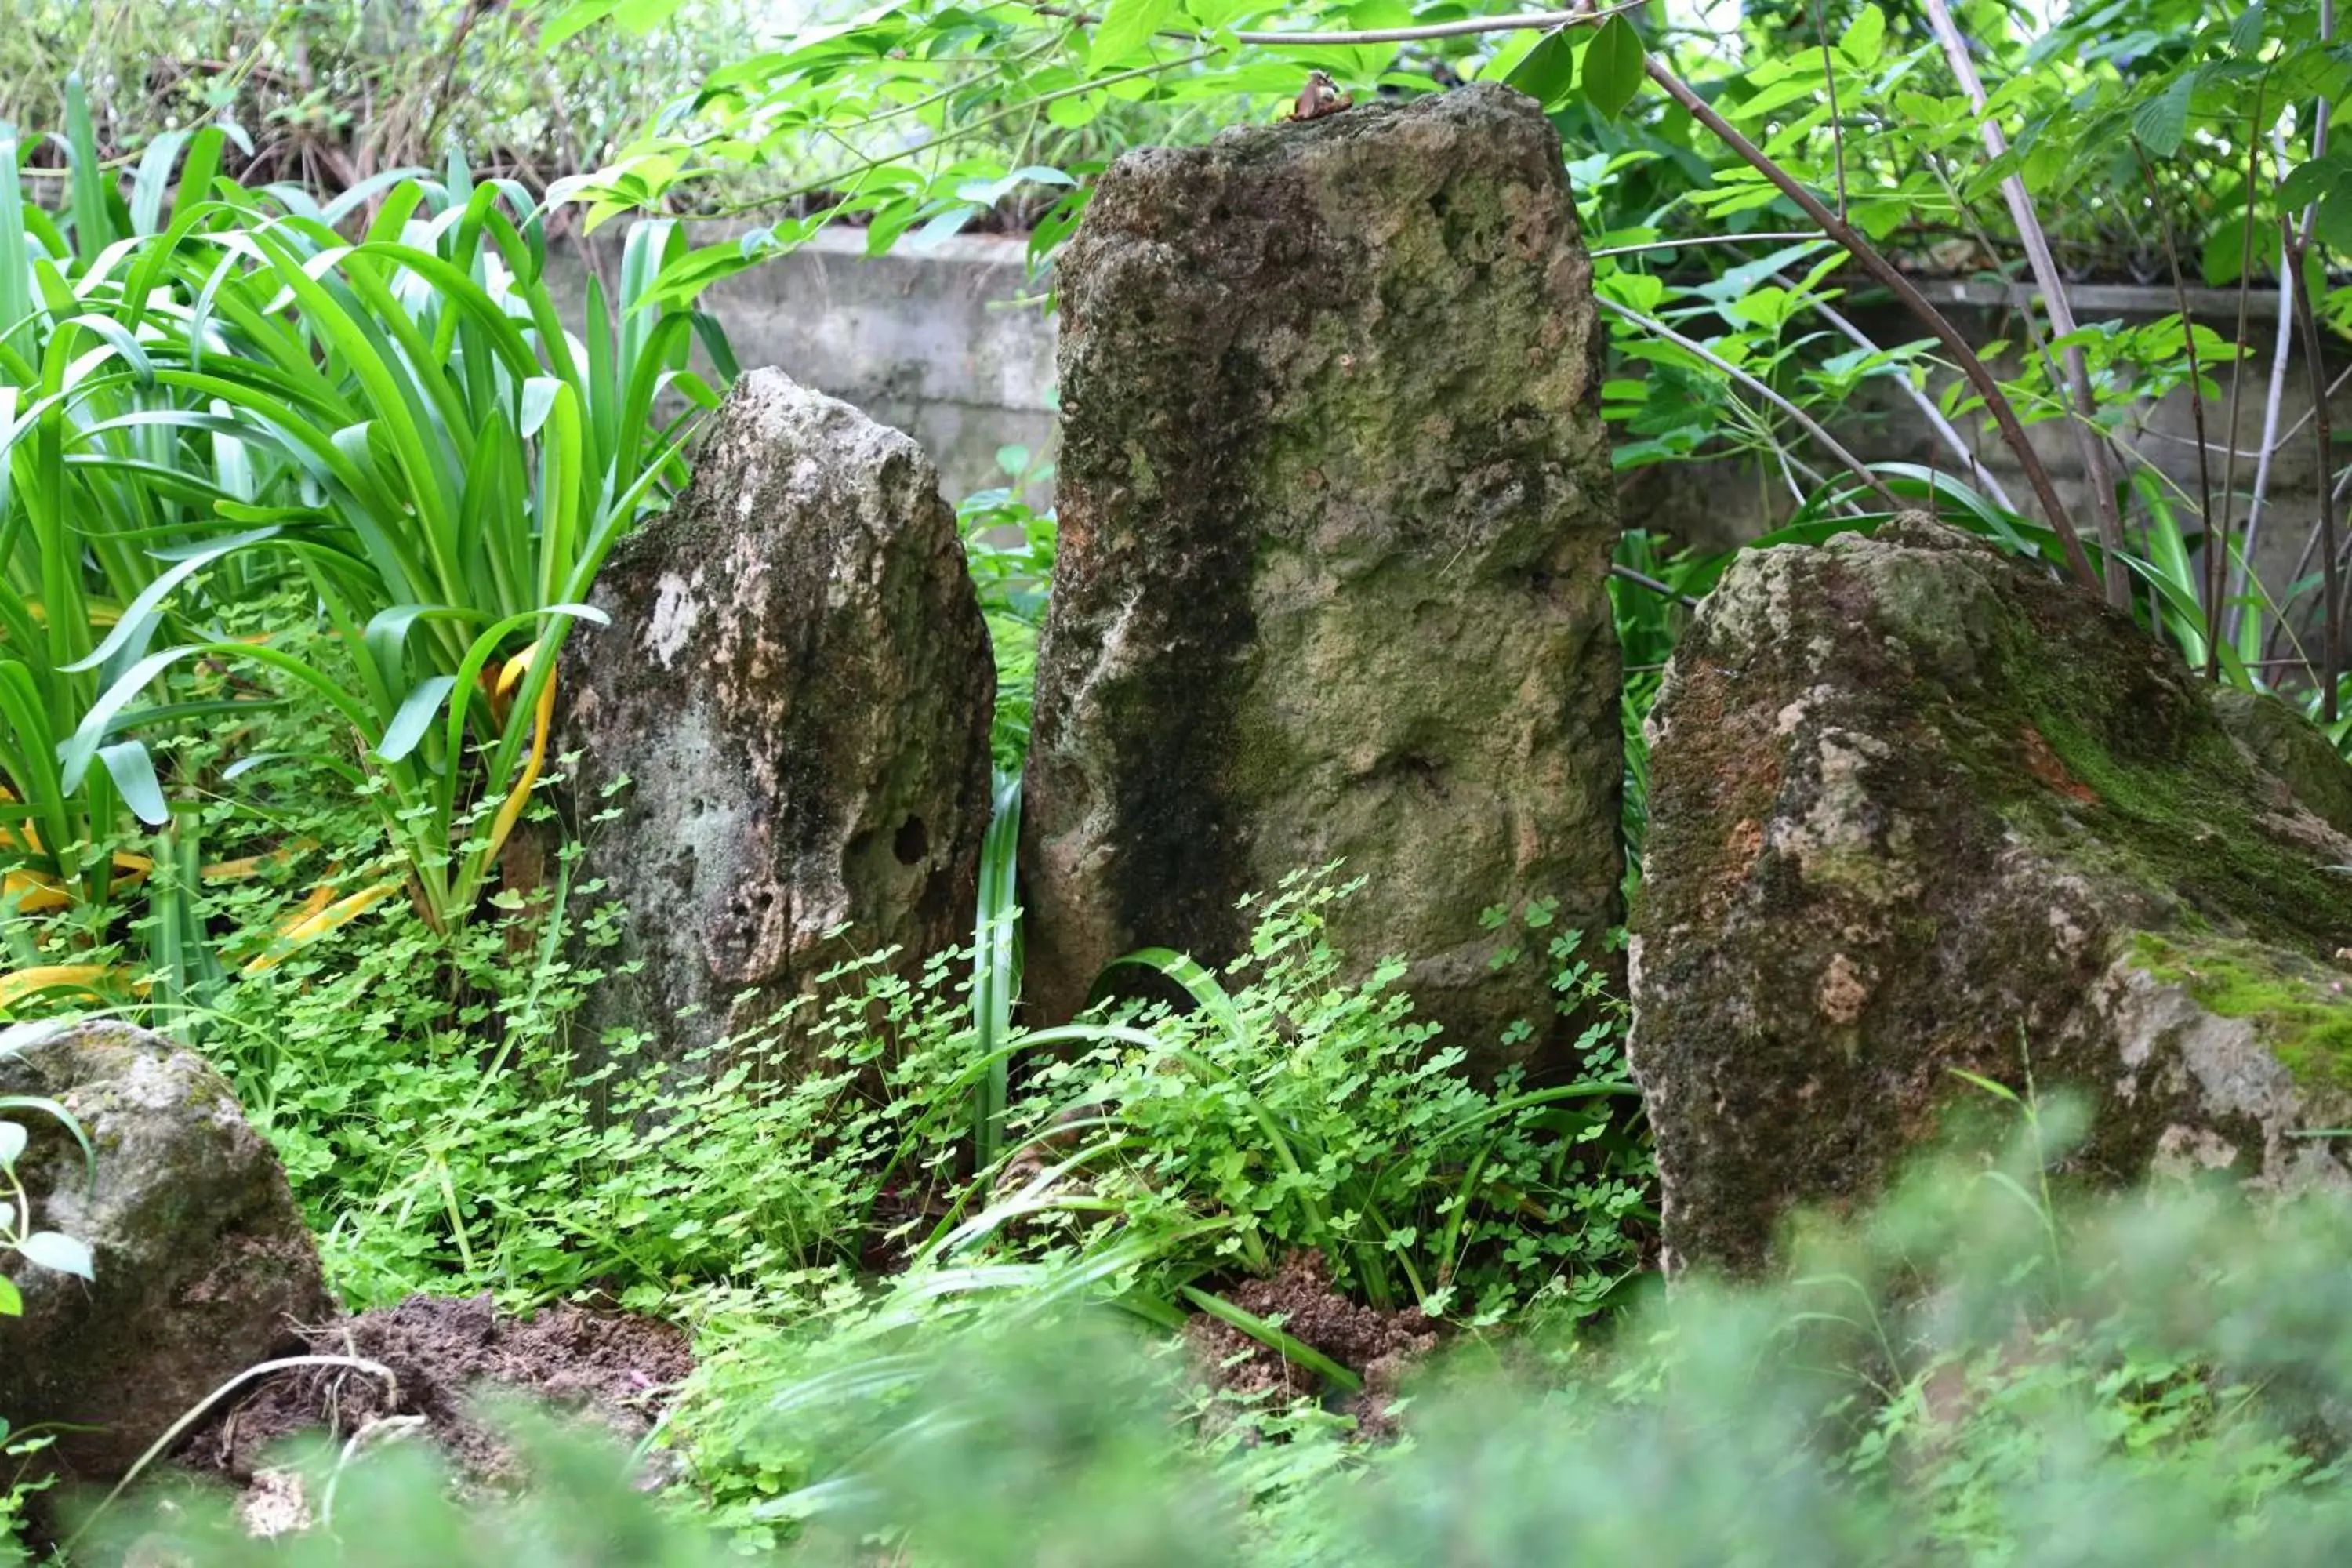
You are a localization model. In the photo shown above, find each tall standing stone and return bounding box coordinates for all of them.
[1022,85,1624,1076]
[1632,518,2352,1275]
[561,370,994,1062]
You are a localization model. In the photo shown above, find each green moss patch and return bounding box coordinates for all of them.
[1928,558,2352,953]
[2128,932,2352,1091]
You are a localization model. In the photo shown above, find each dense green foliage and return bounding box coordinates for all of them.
[1,0,741,194]
[2,98,731,1019]
[563,0,2352,744]
[7,0,2352,1559]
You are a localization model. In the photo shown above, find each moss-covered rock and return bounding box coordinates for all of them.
[561,369,995,1063]
[1630,517,2352,1274]
[1022,84,1623,1076]
[0,1018,331,1483]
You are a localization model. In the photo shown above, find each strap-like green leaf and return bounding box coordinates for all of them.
[96,739,168,826]
[377,676,459,764]
[1179,1285,1363,1391]
[1099,946,1247,1052]
[61,525,278,679]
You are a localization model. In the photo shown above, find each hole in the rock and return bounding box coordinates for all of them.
[893,816,930,866]
[1394,753,1445,789]
[1367,750,1449,797]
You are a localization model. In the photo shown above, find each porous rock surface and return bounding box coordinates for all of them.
[0,1019,332,1481]
[1631,517,2352,1274]
[562,368,995,1062]
[1023,84,1623,1075]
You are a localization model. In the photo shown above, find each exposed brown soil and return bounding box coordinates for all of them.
[183,1293,691,1487]
[1184,1251,1439,1436]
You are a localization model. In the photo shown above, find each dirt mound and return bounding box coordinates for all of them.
[1185,1252,1437,1432]
[185,1293,691,1486]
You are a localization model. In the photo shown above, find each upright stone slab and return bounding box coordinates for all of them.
[1632,517,2352,1275]
[0,1019,332,1483]
[1023,85,1623,1075]
[562,369,994,1061]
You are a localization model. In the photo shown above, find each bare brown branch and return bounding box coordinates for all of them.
[1639,56,2100,591]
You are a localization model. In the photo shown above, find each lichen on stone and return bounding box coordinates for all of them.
[559,369,996,1068]
[1022,84,1623,1079]
[1632,516,2352,1275]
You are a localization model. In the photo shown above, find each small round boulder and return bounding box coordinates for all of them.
[0,1019,332,1483]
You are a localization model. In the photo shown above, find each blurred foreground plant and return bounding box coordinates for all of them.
[79,1109,2352,1565]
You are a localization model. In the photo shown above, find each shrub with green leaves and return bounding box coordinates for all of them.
[209,838,898,1309]
[978,875,1653,1325]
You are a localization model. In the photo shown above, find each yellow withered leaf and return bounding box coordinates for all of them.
[11,601,122,630]
[243,881,401,975]
[199,838,318,882]
[0,964,140,1011]
[483,651,556,871]
[2,869,71,915]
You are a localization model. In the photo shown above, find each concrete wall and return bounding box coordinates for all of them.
[562,225,2347,612]
[1633,284,2344,615]
[553,226,1057,504]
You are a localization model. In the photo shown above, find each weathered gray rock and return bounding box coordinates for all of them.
[562,368,994,1062]
[1631,517,2352,1275]
[1022,85,1623,1075]
[0,1019,331,1482]
[2210,684,2352,837]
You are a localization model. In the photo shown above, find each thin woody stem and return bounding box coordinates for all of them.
[706,49,1213,218]
[2138,146,2220,675]
[1809,0,1849,218]
[1613,563,1701,606]
[1599,297,1900,512]
[1639,54,2099,591]
[1780,274,2019,514]
[2288,223,2339,722]
[1027,1,1650,46]
[1229,2,1647,45]
[2215,78,2267,647]
[1592,231,1824,256]
[1921,0,2125,608]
